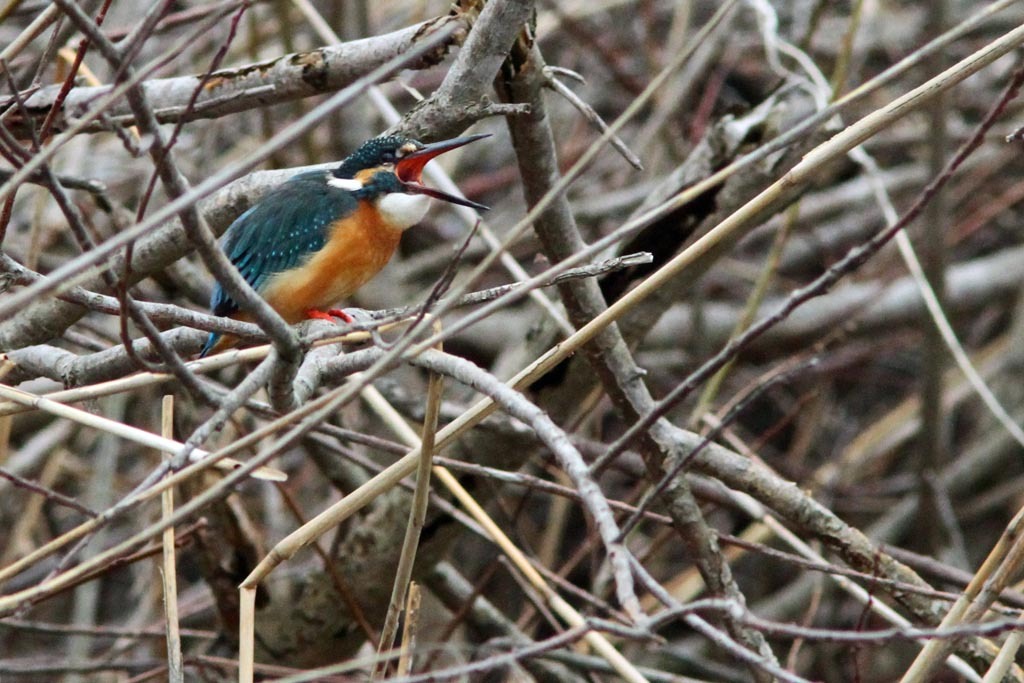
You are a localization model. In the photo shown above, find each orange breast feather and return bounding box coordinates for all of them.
[259,202,402,323]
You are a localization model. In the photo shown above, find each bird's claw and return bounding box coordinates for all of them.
[326,308,355,323]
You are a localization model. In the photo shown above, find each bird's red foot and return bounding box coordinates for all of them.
[327,308,354,323]
[305,308,354,323]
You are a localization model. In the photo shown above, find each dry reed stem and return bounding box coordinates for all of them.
[0,383,286,481]
[397,583,421,677]
[900,506,1024,681]
[160,395,184,683]
[982,631,1024,682]
[374,327,445,678]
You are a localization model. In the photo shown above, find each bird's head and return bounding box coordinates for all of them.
[329,133,489,230]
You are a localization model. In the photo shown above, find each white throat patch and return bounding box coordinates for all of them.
[378,192,430,231]
[328,176,363,191]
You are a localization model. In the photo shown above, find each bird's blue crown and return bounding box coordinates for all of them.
[332,135,421,179]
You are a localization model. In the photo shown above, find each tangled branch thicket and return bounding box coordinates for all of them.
[3,0,1024,681]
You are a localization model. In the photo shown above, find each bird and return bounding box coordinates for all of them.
[199,132,490,357]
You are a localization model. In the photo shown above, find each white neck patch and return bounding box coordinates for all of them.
[377,192,430,231]
[328,175,363,191]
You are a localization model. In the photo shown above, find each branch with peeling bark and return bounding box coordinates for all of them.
[8,16,468,135]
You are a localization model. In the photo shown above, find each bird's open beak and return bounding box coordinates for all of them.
[396,133,491,211]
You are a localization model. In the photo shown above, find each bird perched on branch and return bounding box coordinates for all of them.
[200,132,489,357]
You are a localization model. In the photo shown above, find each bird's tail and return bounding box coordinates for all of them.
[199,331,240,357]
[199,332,220,358]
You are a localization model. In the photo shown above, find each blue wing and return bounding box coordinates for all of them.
[201,172,356,356]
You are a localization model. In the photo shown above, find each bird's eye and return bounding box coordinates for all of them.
[380,150,396,163]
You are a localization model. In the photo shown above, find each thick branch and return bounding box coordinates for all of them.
[396,0,534,141]
[12,17,465,135]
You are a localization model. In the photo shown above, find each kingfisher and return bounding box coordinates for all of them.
[199,132,489,357]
